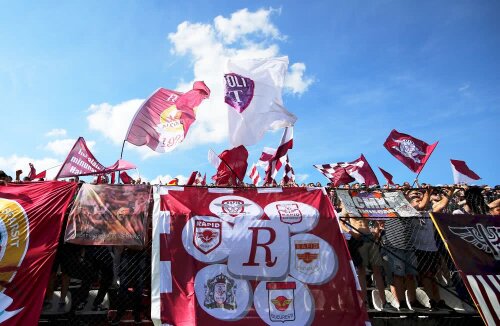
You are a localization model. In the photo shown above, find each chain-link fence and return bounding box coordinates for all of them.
[39,185,496,325]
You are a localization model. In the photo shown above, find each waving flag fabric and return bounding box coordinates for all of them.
[384,129,438,173]
[125,81,210,153]
[151,186,370,325]
[55,137,106,179]
[0,181,78,326]
[212,145,248,186]
[225,57,297,146]
[282,155,296,185]
[314,164,355,187]
[450,159,481,184]
[378,167,395,185]
[186,171,204,186]
[263,127,294,184]
[248,163,261,186]
[314,154,378,186]
[120,171,133,184]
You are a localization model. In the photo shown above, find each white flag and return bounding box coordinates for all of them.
[207,149,222,169]
[224,56,297,146]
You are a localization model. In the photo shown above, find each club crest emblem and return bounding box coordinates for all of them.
[224,73,255,113]
[204,273,237,310]
[216,200,251,218]
[267,282,296,322]
[295,241,320,275]
[391,138,425,163]
[193,220,222,254]
[449,224,500,260]
[277,203,303,225]
[0,198,29,322]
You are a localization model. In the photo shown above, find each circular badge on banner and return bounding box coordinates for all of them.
[289,233,337,285]
[264,201,319,233]
[254,276,314,325]
[194,264,252,321]
[182,216,232,263]
[209,195,264,223]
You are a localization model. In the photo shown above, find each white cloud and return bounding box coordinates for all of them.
[44,138,95,156]
[284,63,314,95]
[87,99,144,145]
[45,128,67,137]
[0,155,60,180]
[214,8,282,44]
[86,8,312,157]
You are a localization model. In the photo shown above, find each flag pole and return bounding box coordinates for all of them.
[412,142,439,187]
[120,140,126,159]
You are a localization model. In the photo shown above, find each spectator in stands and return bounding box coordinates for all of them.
[339,202,396,312]
[0,170,10,185]
[381,188,425,311]
[412,186,454,311]
[111,246,147,325]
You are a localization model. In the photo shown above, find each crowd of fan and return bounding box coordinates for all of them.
[1,168,499,319]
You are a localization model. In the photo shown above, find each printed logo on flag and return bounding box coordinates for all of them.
[264,201,319,233]
[0,198,30,322]
[194,220,222,254]
[210,196,263,223]
[204,273,237,310]
[182,216,232,263]
[449,224,500,260]
[289,233,338,285]
[391,138,425,163]
[294,241,320,275]
[267,282,296,322]
[224,73,255,113]
[277,203,303,225]
[220,200,247,217]
[155,100,185,151]
[194,264,252,321]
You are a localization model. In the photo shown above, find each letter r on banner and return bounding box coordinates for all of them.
[228,220,289,279]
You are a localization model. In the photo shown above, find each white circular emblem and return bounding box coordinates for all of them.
[254,276,314,325]
[209,195,263,223]
[289,233,337,285]
[194,264,252,321]
[264,201,319,233]
[181,216,232,263]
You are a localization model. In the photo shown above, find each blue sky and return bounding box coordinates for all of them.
[1,1,499,186]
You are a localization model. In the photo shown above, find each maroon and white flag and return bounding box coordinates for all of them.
[212,145,249,186]
[263,127,294,184]
[248,163,261,186]
[55,138,136,179]
[55,137,106,179]
[450,159,481,184]
[125,81,210,153]
[378,167,395,185]
[282,155,296,185]
[314,164,355,187]
[186,171,204,186]
[314,154,378,187]
[384,129,438,173]
[152,186,370,325]
[0,181,78,326]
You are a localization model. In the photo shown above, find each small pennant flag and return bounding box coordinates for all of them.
[450,159,481,184]
[378,167,395,185]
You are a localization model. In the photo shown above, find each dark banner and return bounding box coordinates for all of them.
[431,213,500,325]
[65,184,150,246]
[0,181,77,326]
